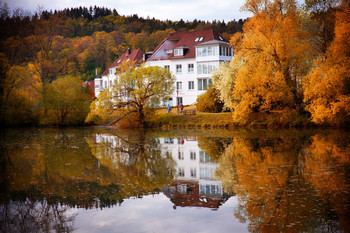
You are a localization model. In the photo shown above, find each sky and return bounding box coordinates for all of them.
[6,0,252,21]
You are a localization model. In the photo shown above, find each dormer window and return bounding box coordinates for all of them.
[219,36,223,41]
[195,37,204,42]
[109,69,113,75]
[174,48,184,57]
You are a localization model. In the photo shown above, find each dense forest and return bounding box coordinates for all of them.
[0,1,245,126]
[0,4,245,80]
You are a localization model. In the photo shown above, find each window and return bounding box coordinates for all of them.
[176,64,182,73]
[197,64,202,74]
[104,81,107,88]
[195,37,204,42]
[202,47,207,56]
[177,97,183,105]
[164,65,170,71]
[199,150,211,163]
[219,46,232,56]
[219,36,223,40]
[109,69,113,75]
[197,62,219,75]
[176,82,182,90]
[178,151,184,160]
[110,80,112,87]
[188,81,194,90]
[198,79,208,91]
[178,168,185,177]
[208,47,213,56]
[190,168,197,178]
[196,46,219,57]
[174,49,183,56]
[188,64,194,73]
[177,184,186,192]
[190,151,196,160]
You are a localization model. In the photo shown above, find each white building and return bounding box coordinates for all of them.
[146,29,233,106]
[94,49,144,98]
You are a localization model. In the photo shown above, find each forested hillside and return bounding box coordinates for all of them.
[0,5,245,80]
[0,2,245,126]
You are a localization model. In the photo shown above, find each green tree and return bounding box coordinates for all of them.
[45,76,92,125]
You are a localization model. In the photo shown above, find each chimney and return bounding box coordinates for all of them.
[127,48,131,55]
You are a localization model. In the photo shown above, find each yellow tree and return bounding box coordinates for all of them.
[303,3,350,126]
[214,0,316,123]
[87,63,175,128]
[45,76,92,125]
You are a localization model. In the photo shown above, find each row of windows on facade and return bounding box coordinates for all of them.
[176,79,212,91]
[176,184,223,196]
[98,78,212,91]
[177,166,216,180]
[177,150,212,163]
[96,80,114,89]
[174,45,232,57]
[170,62,218,75]
[196,46,232,57]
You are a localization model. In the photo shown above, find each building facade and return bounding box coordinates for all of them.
[94,49,144,98]
[146,29,233,106]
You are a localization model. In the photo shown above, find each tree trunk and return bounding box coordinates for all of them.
[138,105,146,128]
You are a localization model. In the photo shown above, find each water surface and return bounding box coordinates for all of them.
[0,127,349,232]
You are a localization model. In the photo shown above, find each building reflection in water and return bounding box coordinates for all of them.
[91,134,232,210]
[160,137,232,210]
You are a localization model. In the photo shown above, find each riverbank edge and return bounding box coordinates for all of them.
[110,111,323,130]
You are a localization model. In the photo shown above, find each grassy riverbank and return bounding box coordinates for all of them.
[147,106,311,129]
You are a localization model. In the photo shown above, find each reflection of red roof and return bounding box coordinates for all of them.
[148,29,227,61]
[101,49,144,76]
[162,181,229,210]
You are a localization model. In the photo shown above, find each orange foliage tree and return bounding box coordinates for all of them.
[214,0,316,124]
[303,3,350,126]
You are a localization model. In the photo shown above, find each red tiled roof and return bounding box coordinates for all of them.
[148,29,227,61]
[101,49,144,76]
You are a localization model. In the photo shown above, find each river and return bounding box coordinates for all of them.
[0,127,349,232]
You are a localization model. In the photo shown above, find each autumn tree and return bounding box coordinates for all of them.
[303,3,350,126]
[196,86,224,113]
[45,76,92,125]
[87,63,175,128]
[214,0,316,124]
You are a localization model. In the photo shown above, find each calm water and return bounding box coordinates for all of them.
[0,127,349,233]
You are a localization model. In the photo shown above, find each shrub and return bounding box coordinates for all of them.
[196,87,224,113]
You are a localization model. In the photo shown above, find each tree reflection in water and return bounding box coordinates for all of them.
[86,130,176,196]
[0,199,75,233]
[215,130,350,233]
[1,128,349,232]
[0,128,176,232]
